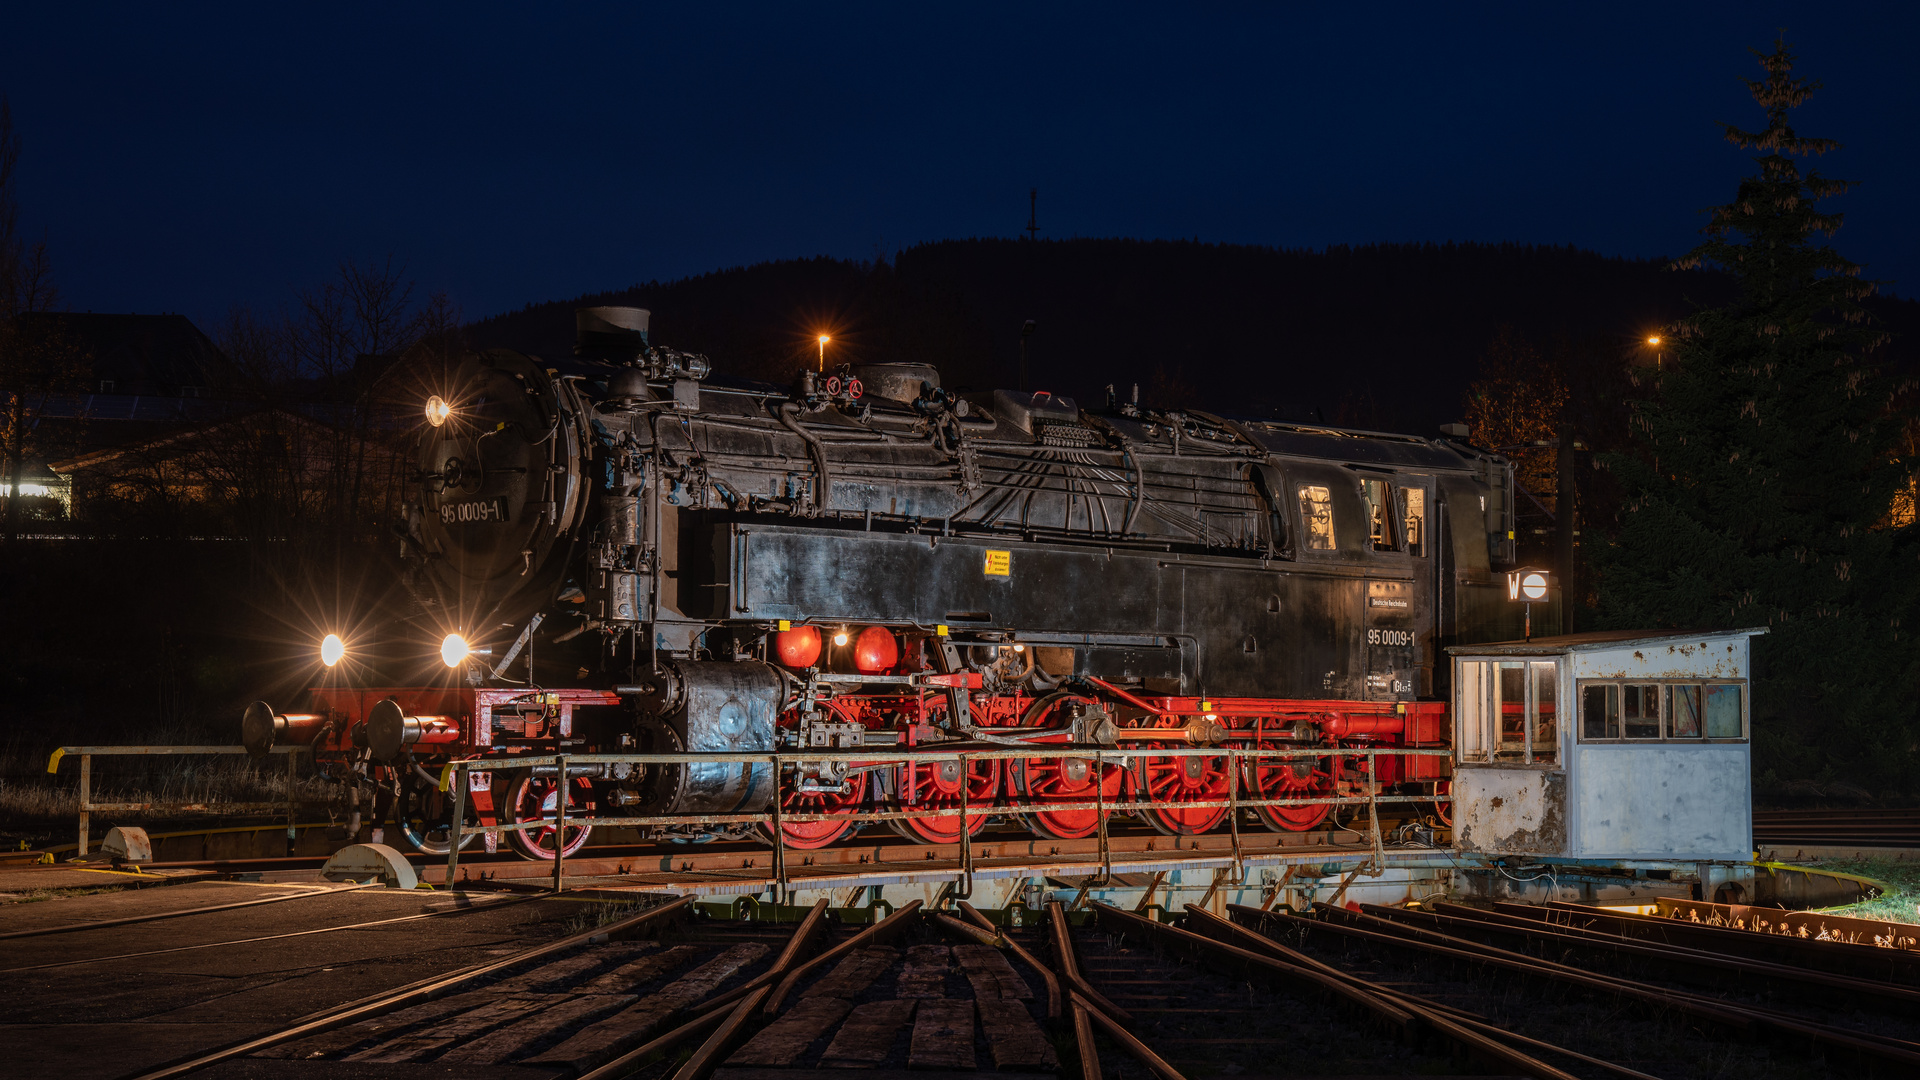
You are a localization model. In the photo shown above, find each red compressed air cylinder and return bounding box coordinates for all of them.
[853,626,899,673]
[1318,712,1406,738]
[774,625,823,667]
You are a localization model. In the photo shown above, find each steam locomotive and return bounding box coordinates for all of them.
[243,307,1524,860]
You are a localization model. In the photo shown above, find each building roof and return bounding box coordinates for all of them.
[1446,627,1769,656]
[11,312,231,395]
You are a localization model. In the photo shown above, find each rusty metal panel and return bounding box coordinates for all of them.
[1568,742,1750,860]
[1453,763,1565,856]
[1566,637,1750,681]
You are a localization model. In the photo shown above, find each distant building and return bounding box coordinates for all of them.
[3,312,409,534]
[15,312,233,397]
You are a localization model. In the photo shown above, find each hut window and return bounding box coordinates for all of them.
[1623,684,1661,738]
[1577,680,1747,742]
[1704,685,1743,738]
[1456,658,1559,765]
[1581,684,1619,739]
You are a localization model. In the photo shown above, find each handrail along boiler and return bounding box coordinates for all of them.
[242,306,1525,859]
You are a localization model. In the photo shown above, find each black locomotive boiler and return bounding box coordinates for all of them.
[244,306,1526,858]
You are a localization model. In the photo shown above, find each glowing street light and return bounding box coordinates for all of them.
[817,334,830,372]
[1646,336,1661,346]
[320,633,345,668]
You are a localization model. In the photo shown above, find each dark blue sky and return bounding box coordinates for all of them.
[4,3,1915,329]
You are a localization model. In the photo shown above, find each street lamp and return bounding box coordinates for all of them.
[817,334,830,372]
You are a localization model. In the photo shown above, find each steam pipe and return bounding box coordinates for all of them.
[778,403,834,516]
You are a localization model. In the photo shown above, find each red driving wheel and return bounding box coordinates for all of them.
[502,771,595,860]
[1135,717,1231,836]
[887,756,999,844]
[763,769,869,849]
[1010,754,1123,840]
[1244,745,1337,832]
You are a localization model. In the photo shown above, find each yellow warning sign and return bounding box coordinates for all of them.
[983,549,1011,576]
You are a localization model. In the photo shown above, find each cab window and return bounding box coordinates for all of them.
[1400,486,1426,557]
[1361,478,1394,551]
[1298,485,1335,550]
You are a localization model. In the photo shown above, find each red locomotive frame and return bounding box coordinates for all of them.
[274,679,1452,861]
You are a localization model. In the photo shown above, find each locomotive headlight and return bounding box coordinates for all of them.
[441,633,471,667]
[320,633,345,668]
[832,627,849,647]
[1520,571,1549,601]
[424,395,451,427]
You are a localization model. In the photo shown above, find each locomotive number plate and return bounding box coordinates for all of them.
[983,549,1011,576]
[440,497,511,525]
[1366,627,1416,647]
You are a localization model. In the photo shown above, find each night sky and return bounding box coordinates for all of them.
[3,3,1916,330]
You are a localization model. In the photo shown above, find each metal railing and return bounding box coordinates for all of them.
[47,745,308,857]
[438,744,1452,896]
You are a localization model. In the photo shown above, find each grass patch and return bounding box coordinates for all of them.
[1808,856,1920,924]
[0,720,335,839]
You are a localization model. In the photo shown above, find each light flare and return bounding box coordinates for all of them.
[320,633,345,668]
[441,633,471,667]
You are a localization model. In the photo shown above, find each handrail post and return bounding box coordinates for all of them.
[1093,751,1111,887]
[769,754,786,903]
[445,764,466,888]
[553,754,569,893]
[285,748,297,855]
[956,751,971,901]
[1227,747,1242,883]
[78,754,91,858]
[1366,748,1385,871]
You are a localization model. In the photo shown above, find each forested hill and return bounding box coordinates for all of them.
[466,238,1907,436]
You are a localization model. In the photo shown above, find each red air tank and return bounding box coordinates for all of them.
[773,625,823,667]
[853,626,899,673]
[1318,711,1406,738]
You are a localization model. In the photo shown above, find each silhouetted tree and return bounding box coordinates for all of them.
[1593,39,1919,791]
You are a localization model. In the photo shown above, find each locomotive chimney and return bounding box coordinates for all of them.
[576,306,651,359]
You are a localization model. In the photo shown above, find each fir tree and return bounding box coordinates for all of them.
[1593,38,1918,791]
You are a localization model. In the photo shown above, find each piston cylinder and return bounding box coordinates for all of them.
[241,701,327,758]
[366,699,461,761]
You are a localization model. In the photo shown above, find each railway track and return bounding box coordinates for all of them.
[58,886,1908,1080]
[1754,807,1920,847]
[17,864,1914,1080]
[1225,899,1920,1078]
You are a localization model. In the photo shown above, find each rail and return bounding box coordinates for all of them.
[436,744,1453,896]
[47,744,309,857]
